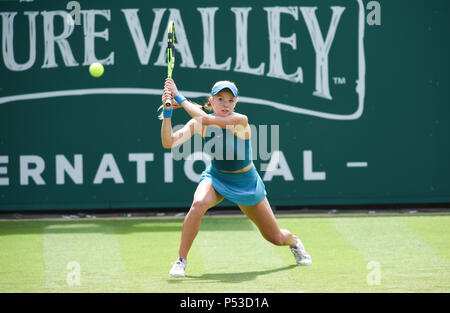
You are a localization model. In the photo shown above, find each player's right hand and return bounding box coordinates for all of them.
[162,87,181,108]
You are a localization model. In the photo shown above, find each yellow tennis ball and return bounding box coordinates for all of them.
[89,62,104,78]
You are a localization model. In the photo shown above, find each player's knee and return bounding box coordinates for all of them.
[265,232,284,246]
[190,199,209,215]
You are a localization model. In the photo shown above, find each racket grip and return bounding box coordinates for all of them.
[164,98,172,108]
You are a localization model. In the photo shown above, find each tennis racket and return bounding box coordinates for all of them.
[164,21,176,108]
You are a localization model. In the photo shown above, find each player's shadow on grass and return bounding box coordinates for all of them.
[169,265,296,284]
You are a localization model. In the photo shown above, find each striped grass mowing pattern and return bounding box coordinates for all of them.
[0,215,449,292]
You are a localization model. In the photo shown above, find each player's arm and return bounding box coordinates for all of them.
[161,89,199,149]
[164,78,208,121]
[164,78,248,128]
[161,118,198,149]
[203,113,248,129]
[180,98,248,128]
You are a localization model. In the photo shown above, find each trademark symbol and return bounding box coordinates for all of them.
[333,77,346,85]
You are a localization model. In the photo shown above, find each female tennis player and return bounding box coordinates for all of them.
[161,78,311,277]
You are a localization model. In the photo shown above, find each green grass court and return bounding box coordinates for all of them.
[0,214,449,293]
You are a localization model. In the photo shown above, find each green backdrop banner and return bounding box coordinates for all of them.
[0,0,449,210]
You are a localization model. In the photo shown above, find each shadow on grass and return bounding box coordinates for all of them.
[168,265,297,284]
[0,217,253,235]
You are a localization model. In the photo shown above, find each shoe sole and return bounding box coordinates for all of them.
[297,261,312,266]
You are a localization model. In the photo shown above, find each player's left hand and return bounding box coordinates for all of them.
[165,78,179,98]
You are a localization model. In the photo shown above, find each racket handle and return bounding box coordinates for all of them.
[164,98,172,108]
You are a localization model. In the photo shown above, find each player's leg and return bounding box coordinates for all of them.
[238,197,297,247]
[178,181,224,260]
[238,198,312,266]
[170,181,223,277]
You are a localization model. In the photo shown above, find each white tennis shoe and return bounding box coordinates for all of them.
[290,236,312,266]
[169,257,187,277]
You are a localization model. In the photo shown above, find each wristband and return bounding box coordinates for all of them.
[174,93,187,104]
[163,107,173,118]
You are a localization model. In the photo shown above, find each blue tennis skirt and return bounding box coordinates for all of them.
[199,164,267,206]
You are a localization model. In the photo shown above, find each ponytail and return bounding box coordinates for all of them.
[203,99,213,112]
